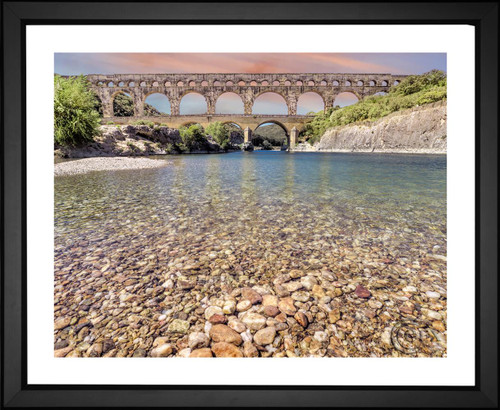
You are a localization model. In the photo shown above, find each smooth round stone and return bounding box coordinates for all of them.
[283,281,303,292]
[254,327,276,346]
[301,276,318,290]
[151,343,173,357]
[189,348,213,358]
[208,314,227,324]
[294,312,309,327]
[188,332,210,349]
[54,317,71,330]
[223,300,236,314]
[264,305,280,317]
[177,348,192,358]
[236,300,252,312]
[240,312,267,331]
[426,291,441,299]
[228,319,246,333]
[241,288,263,305]
[262,294,279,307]
[403,286,418,293]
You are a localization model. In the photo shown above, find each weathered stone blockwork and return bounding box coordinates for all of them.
[87,72,406,146]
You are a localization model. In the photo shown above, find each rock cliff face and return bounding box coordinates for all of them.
[294,101,447,154]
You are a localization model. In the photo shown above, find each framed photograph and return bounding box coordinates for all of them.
[2,1,497,408]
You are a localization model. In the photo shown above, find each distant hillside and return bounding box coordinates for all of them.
[253,124,287,146]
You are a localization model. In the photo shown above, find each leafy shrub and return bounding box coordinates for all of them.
[54,75,102,146]
[179,124,207,151]
[206,122,230,147]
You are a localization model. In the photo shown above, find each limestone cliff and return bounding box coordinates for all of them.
[294,101,446,154]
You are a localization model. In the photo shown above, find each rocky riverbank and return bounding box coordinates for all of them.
[294,101,447,154]
[54,124,234,158]
[55,157,170,176]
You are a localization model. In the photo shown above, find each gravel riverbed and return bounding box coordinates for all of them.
[54,157,169,176]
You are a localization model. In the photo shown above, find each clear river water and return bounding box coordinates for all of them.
[54,151,447,358]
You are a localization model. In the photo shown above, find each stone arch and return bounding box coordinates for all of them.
[332,80,339,86]
[250,81,258,86]
[179,92,207,114]
[188,80,196,87]
[252,91,289,115]
[215,92,244,114]
[213,80,222,86]
[381,80,388,86]
[357,80,364,86]
[112,90,134,117]
[254,121,290,146]
[334,91,359,107]
[320,80,328,86]
[237,80,246,86]
[107,81,115,87]
[345,80,352,86]
[144,92,171,115]
[393,80,400,85]
[128,81,136,87]
[284,80,292,86]
[296,80,303,86]
[201,80,209,86]
[297,92,325,115]
[307,80,315,86]
[226,80,234,86]
[261,80,269,86]
[369,80,376,86]
[272,80,280,86]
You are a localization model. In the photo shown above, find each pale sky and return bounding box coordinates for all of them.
[55,53,446,114]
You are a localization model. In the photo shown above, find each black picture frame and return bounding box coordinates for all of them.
[1,1,498,408]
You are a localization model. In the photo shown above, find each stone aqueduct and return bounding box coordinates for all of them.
[88,72,407,146]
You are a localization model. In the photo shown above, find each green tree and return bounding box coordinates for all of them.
[179,124,207,151]
[54,75,101,146]
[113,92,134,117]
[206,122,230,146]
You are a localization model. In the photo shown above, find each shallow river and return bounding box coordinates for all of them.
[54,152,447,358]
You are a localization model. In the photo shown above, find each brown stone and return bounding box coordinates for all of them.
[212,342,243,358]
[294,311,309,327]
[254,327,277,346]
[189,348,213,358]
[264,305,280,317]
[278,297,297,316]
[241,287,263,305]
[243,341,259,357]
[209,324,242,345]
[355,285,371,298]
[208,314,227,324]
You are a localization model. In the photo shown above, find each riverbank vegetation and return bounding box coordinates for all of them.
[54,75,102,146]
[301,70,447,144]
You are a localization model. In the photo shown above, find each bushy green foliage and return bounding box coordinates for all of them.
[113,93,134,117]
[133,119,155,127]
[206,122,230,146]
[261,140,273,150]
[302,70,447,144]
[54,75,102,146]
[179,124,207,150]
